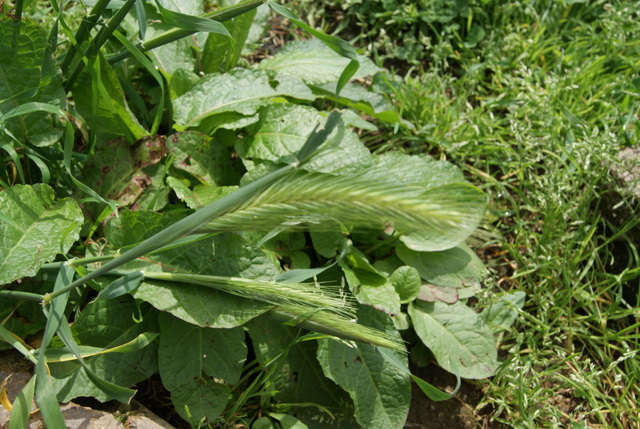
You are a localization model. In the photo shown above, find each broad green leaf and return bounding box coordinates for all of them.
[0,184,83,285]
[377,347,459,402]
[166,131,243,186]
[258,39,377,86]
[481,291,526,333]
[158,312,245,422]
[71,53,147,141]
[201,4,256,73]
[103,209,188,251]
[396,243,484,289]
[105,216,281,327]
[172,68,280,131]
[159,312,246,387]
[169,68,200,99]
[374,151,466,187]
[408,300,498,379]
[372,154,485,251]
[0,15,65,146]
[171,379,229,423]
[246,319,358,427]
[316,307,410,429]
[48,298,159,402]
[339,248,401,315]
[134,281,272,328]
[390,266,421,303]
[266,3,359,94]
[167,177,238,208]
[236,104,372,174]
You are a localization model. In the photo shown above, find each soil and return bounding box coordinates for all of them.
[405,364,505,429]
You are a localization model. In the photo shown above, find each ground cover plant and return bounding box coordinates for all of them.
[0,1,517,428]
[290,0,640,427]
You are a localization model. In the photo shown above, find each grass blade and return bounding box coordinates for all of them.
[34,265,75,428]
[8,375,36,429]
[107,0,265,64]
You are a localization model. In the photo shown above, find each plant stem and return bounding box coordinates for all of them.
[60,0,113,73]
[0,290,45,302]
[65,0,138,89]
[39,255,117,272]
[106,0,265,65]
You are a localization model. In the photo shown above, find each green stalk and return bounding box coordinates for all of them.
[60,0,113,72]
[65,0,138,89]
[107,0,265,65]
[0,290,44,302]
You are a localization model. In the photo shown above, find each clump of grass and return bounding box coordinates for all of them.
[303,0,640,427]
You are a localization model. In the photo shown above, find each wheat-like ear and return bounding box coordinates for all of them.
[199,169,486,243]
[268,306,406,353]
[138,271,355,319]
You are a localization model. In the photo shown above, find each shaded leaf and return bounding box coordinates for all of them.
[48,298,159,402]
[166,131,243,186]
[246,318,358,428]
[158,312,245,423]
[71,53,147,140]
[316,307,410,429]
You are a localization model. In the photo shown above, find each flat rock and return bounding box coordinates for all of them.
[601,147,640,243]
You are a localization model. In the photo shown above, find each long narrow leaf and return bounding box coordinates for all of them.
[35,265,75,428]
[8,375,36,429]
[55,321,136,403]
[154,0,232,38]
[112,30,165,134]
[44,332,158,362]
[107,0,265,64]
